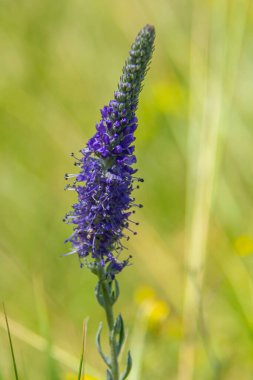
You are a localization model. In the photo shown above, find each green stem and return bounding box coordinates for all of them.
[98,268,119,380]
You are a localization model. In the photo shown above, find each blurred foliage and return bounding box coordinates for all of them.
[1,0,253,379]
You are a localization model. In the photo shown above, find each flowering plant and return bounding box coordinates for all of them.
[64,25,155,380]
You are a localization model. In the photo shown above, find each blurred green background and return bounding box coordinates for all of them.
[1,0,253,379]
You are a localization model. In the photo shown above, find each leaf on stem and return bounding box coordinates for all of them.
[111,280,120,305]
[106,369,113,380]
[113,314,125,356]
[95,281,105,308]
[120,351,132,380]
[96,322,111,367]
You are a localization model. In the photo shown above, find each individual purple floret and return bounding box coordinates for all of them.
[64,25,155,276]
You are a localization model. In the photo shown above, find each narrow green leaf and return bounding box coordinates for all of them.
[3,304,19,380]
[120,351,132,380]
[111,279,120,305]
[96,322,111,367]
[78,318,89,380]
[106,369,113,380]
[95,281,105,308]
[114,314,125,356]
[77,352,84,380]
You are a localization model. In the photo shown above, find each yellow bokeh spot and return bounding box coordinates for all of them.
[152,81,185,115]
[234,235,253,257]
[134,285,156,304]
[134,285,170,329]
[64,373,99,380]
[148,299,170,325]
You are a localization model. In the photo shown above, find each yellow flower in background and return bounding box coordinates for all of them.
[234,235,253,257]
[134,285,156,304]
[64,373,99,380]
[148,299,170,326]
[134,285,183,340]
[134,286,170,330]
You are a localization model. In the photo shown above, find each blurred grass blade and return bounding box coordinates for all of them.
[178,0,251,376]
[3,304,19,380]
[178,0,227,378]
[128,309,148,380]
[0,310,101,378]
[78,318,89,380]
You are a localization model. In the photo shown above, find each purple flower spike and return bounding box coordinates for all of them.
[64,25,155,277]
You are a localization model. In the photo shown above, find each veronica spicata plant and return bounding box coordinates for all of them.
[64,25,155,380]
